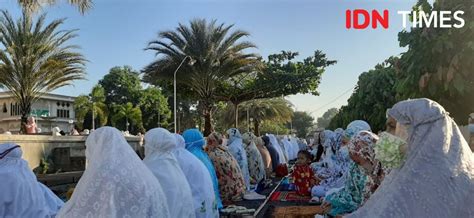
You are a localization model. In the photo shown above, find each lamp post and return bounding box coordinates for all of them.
[174,56,195,133]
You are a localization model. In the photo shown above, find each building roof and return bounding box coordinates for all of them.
[0,91,76,102]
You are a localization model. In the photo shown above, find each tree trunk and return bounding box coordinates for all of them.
[203,110,213,137]
[254,120,260,136]
[234,103,239,128]
[20,101,32,134]
[92,103,95,130]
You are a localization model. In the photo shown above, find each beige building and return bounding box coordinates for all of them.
[0,91,76,133]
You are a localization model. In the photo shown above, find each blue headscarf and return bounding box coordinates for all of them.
[183,129,223,209]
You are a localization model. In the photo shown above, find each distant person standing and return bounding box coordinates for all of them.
[25,117,37,134]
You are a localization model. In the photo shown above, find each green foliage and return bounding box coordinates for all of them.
[316,108,338,129]
[217,50,336,105]
[290,111,315,138]
[0,11,86,132]
[329,58,398,132]
[395,0,474,124]
[138,87,171,130]
[143,19,259,136]
[17,0,93,15]
[99,66,142,106]
[111,102,143,132]
[223,98,294,136]
[74,85,108,129]
[260,120,290,135]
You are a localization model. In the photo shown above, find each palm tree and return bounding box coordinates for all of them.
[74,85,108,130]
[17,0,93,15]
[225,98,294,136]
[0,11,86,133]
[143,19,259,136]
[111,102,143,132]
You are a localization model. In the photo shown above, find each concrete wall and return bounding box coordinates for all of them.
[0,134,141,169]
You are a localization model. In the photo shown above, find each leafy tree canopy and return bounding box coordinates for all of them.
[329,58,398,132]
[316,108,338,129]
[290,111,315,138]
[395,0,474,124]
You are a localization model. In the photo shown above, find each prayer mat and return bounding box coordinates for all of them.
[271,206,323,218]
[270,191,311,202]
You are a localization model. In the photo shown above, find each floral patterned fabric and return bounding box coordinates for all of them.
[324,131,383,216]
[374,132,407,170]
[348,98,474,218]
[183,129,223,209]
[242,132,266,184]
[207,145,246,204]
[291,164,316,196]
[325,162,369,216]
[344,120,371,140]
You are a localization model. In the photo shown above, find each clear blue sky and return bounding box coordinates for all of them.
[1,0,418,118]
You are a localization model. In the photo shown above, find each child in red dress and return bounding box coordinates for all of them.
[291,150,316,196]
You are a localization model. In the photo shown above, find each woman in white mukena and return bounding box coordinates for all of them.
[57,127,170,218]
[0,143,63,217]
[173,133,218,218]
[143,128,195,218]
[347,98,474,218]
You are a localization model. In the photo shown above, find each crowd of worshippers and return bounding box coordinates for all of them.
[0,98,473,218]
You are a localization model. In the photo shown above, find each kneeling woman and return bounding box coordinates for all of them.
[206,132,246,205]
[57,127,170,218]
[143,128,195,218]
[320,131,384,217]
[0,143,64,217]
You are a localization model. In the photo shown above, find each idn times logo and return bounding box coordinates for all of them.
[346,9,465,29]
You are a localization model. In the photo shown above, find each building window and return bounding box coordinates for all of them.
[57,109,70,118]
[10,102,20,116]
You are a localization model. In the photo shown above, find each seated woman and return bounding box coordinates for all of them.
[57,127,170,218]
[268,134,287,164]
[173,134,218,218]
[346,98,474,217]
[143,128,195,218]
[311,130,349,198]
[343,120,372,143]
[320,131,384,217]
[255,136,273,176]
[183,129,223,209]
[0,143,64,217]
[262,135,280,171]
[206,132,246,205]
[226,128,251,190]
[242,132,266,185]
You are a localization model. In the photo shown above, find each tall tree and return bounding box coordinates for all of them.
[217,50,336,127]
[329,58,398,132]
[291,111,315,138]
[99,66,142,106]
[138,87,171,130]
[224,98,293,136]
[395,0,474,124]
[143,19,259,136]
[74,85,108,130]
[317,108,338,129]
[0,11,86,133]
[17,0,93,15]
[111,102,143,132]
